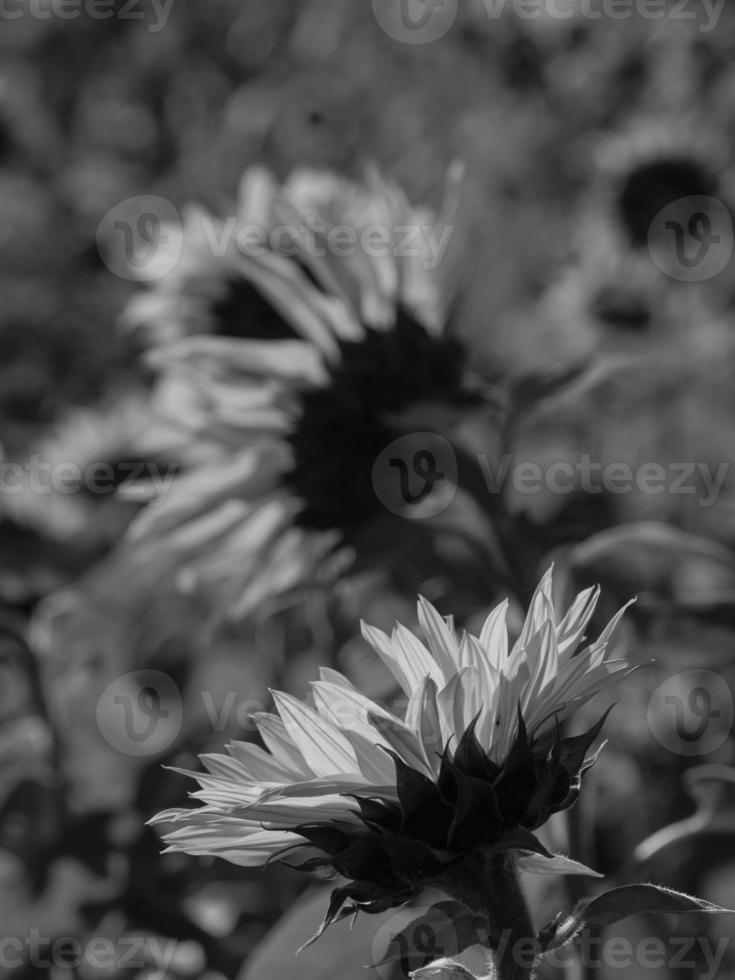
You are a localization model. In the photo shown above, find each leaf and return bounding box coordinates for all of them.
[410,957,486,979]
[538,883,735,952]
[515,852,603,878]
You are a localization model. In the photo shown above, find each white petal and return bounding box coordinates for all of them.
[223,742,303,783]
[521,621,559,715]
[317,667,359,690]
[339,728,398,784]
[147,336,327,386]
[556,586,600,659]
[360,622,415,696]
[417,596,460,679]
[252,713,313,775]
[255,774,388,803]
[478,599,509,670]
[163,825,304,866]
[405,676,444,769]
[310,680,389,743]
[392,623,444,689]
[271,691,360,778]
[512,565,555,655]
[436,668,481,748]
[366,710,435,779]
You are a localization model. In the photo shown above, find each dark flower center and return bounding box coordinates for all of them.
[282,311,473,533]
[211,279,297,341]
[617,157,716,247]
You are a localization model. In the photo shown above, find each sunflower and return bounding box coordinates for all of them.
[539,233,718,351]
[538,118,732,358]
[122,163,464,344]
[153,569,633,938]
[5,394,177,555]
[588,119,728,250]
[124,164,502,619]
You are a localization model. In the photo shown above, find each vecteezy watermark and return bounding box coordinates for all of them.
[96,682,452,759]
[371,909,730,980]
[372,433,459,520]
[371,0,459,44]
[371,0,725,41]
[95,665,734,763]
[648,669,734,757]
[514,932,728,978]
[97,669,183,756]
[97,195,184,283]
[483,0,725,31]
[371,900,484,979]
[489,456,731,508]
[203,217,455,270]
[372,440,731,519]
[648,196,734,282]
[96,194,455,282]
[0,0,176,31]
[96,673,272,757]
[0,931,178,972]
[0,454,177,502]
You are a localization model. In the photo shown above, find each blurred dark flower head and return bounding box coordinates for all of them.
[592,120,729,249]
[120,164,499,621]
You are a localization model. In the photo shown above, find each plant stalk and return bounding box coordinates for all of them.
[439,850,538,980]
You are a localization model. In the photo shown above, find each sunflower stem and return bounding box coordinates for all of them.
[439,851,537,980]
[485,853,537,980]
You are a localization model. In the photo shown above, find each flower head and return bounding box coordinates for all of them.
[123,163,464,346]
[590,120,726,249]
[6,394,171,553]
[153,569,632,937]
[124,164,493,619]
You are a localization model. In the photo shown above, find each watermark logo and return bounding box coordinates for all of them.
[372,433,458,519]
[0,931,179,972]
[371,0,458,44]
[97,194,182,282]
[372,447,729,518]
[648,196,733,282]
[648,669,733,756]
[0,454,178,503]
[98,195,453,282]
[371,0,726,40]
[97,669,183,757]
[371,902,480,979]
[0,0,176,32]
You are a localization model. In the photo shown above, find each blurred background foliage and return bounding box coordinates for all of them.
[1,1,735,978]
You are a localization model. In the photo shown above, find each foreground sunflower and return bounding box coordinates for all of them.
[124,164,502,619]
[153,570,632,940]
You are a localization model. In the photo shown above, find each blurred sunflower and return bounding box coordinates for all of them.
[153,569,633,935]
[540,232,721,352]
[535,118,734,361]
[123,163,464,345]
[5,393,177,556]
[589,119,729,250]
[124,164,506,619]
